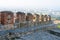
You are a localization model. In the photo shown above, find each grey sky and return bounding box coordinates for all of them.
[0,0,60,11]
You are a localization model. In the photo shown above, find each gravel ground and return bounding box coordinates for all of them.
[18,31,60,40]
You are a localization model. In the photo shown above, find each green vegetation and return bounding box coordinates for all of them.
[57,23,60,29]
[57,17,60,20]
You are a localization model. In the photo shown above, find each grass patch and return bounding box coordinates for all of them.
[57,23,60,29]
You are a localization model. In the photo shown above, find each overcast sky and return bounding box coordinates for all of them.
[0,0,60,11]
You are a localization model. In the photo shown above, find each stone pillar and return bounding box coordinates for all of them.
[0,13,1,24]
[16,12,26,28]
[44,15,48,24]
[35,14,39,26]
[48,15,51,21]
[44,15,48,22]
[26,13,33,27]
[1,11,14,25]
[41,15,44,24]
[33,15,36,26]
[1,11,14,30]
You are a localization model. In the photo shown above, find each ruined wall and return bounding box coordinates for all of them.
[48,15,51,21]
[0,13,1,24]
[1,11,14,25]
[16,12,26,22]
[26,13,33,21]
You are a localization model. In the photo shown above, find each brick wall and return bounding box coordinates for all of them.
[35,14,40,22]
[26,13,33,21]
[16,12,26,22]
[41,15,44,22]
[44,15,48,22]
[48,15,51,21]
[1,11,14,25]
[0,13,1,23]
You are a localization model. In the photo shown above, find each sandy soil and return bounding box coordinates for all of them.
[53,20,60,24]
